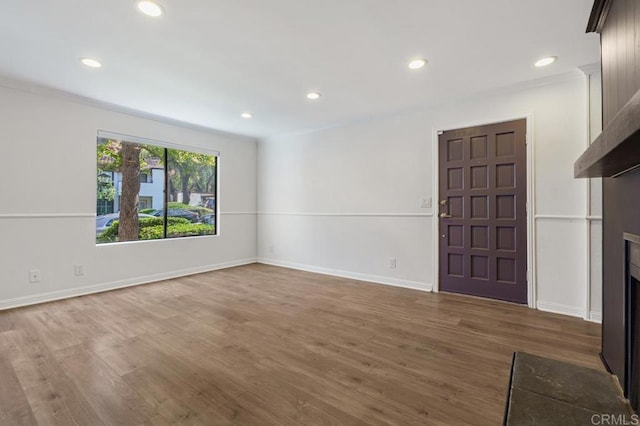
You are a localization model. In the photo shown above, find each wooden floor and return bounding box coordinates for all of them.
[0,264,602,425]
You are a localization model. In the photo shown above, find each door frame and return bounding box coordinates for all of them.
[431,113,537,309]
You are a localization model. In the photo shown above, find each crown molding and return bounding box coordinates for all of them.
[578,63,601,76]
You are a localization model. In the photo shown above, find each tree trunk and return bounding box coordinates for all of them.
[181,175,191,205]
[168,177,178,202]
[118,142,141,242]
[206,173,214,193]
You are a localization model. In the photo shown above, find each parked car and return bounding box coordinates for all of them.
[202,198,216,210]
[151,208,200,223]
[96,212,154,234]
[201,213,216,226]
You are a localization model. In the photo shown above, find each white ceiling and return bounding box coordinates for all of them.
[0,0,600,138]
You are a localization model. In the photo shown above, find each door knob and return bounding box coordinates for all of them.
[440,213,452,218]
[440,200,448,206]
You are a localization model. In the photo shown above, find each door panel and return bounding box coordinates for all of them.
[438,119,527,303]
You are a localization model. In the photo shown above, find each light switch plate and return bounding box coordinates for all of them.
[420,197,432,209]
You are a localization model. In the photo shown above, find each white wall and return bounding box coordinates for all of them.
[0,70,600,321]
[258,71,597,318]
[0,80,258,309]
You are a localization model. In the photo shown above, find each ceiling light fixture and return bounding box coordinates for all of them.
[534,56,557,67]
[137,1,163,17]
[80,58,102,68]
[241,112,253,119]
[408,58,428,70]
[306,92,321,100]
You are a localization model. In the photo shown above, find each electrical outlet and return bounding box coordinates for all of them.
[389,258,397,269]
[29,270,41,283]
[74,264,84,276]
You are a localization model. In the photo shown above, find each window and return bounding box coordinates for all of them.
[96,132,218,244]
[140,172,152,183]
[139,196,153,209]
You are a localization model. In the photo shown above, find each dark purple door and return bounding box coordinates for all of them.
[438,119,527,303]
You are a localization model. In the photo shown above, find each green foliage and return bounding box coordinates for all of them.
[97,218,215,243]
[137,223,214,240]
[97,139,164,172]
[97,232,117,244]
[167,223,214,238]
[97,166,115,202]
[139,208,156,214]
[97,139,123,171]
[167,202,191,209]
[97,177,116,202]
[144,217,191,227]
[138,226,163,240]
[167,202,213,215]
[97,217,191,243]
[167,149,217,200]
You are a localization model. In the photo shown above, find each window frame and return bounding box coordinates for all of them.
[96,130,220,245]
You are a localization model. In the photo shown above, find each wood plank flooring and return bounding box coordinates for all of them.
[0,264,602,425]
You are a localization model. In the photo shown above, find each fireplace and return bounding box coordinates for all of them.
[625,233,640,410]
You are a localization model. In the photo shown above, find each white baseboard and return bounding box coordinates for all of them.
[257,257,432,292]
[0,258,257,311]
[588,311,602,323]
[536,301,585,319]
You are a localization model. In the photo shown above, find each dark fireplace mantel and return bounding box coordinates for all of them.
[574,87,640,178]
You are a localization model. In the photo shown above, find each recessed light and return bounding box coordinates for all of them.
[80,58,102,68]
[535,56,557,67]
[408,58,428,70]
[137,1,163,17]
[306,92,321,100]
[241,112,253,119]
